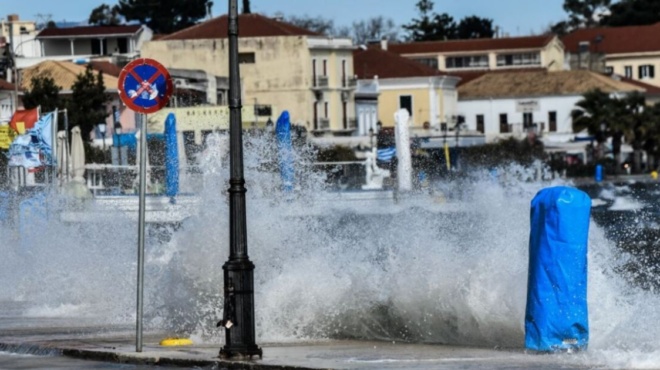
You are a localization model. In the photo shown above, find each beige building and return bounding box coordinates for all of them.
[141,13,357,135]
[387,35,565,72]
[0,14,39,58]
[562,23,660,87]
[353,46,460,131]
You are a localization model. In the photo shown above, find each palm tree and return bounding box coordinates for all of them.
[572,89,617,160]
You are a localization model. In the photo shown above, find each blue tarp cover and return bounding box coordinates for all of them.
[525,186,591,352]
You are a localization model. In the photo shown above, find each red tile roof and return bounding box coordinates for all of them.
[616,75,660,95]
[0,79,15,91]
[561,23,660,54]
[353,47,444,79]
[447,68,547,86]
[161,13,320,41]
[388,35,555,55]
[88,61,122,77]
[38,25,142,38]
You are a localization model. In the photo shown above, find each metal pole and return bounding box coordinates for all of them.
[219,0,262,359]
[136,112,147,352]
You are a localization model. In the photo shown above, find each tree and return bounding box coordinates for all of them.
[69,65,111,141]
[285,14,336,35]
[117,0,213,34]
[457,16,494,39]
[89,4,122,26]
[571,89,616,160]
[563,0,612,28]
[22,73,62,114]
[601,0,660,26]
[242,0,251,14]
[403,0,455,41]
[351,16,399,44]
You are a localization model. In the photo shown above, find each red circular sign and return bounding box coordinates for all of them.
[118,58,173,114]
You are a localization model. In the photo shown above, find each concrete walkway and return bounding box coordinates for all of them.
[0,332,598,370]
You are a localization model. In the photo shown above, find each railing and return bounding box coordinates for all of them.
[315,75,329,88]
[317,118,330,130]
[346,118,357,130]
[342,76,357,88]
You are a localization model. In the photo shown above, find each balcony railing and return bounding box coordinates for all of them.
[317,118,330,130]
[313,75,329,89]
[346,118,357,130]
[342,76,357,88]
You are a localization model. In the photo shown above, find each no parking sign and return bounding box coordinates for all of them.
[118,58,173,114]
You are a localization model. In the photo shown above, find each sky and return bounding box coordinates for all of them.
[3,0,567,37]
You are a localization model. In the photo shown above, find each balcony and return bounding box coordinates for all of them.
[317,117,330,130]
[346,118,357,130]
[312,75,329,89]
[342,76,357,88]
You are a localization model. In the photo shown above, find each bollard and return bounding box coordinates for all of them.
[595,164,603,183]
[525,186,591,352]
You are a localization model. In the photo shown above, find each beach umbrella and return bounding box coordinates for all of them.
[70,126,85,183]
[164,113,179,197]
[56,130,70,184]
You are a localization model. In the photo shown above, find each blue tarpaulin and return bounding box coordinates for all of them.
[525,186,591,352]
[164,113,179,198]
[275,111,294,193]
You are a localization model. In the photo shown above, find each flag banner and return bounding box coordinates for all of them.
[377,147,396,162]
[7,112,55,168]
[9,108,39,135]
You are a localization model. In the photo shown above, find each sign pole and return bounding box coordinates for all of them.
[136,112,147,352]
[117,57,172,354]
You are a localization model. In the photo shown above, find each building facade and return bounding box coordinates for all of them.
[457,70,645,143]
[387,35,565,72]
[562,23,660,87]
[141,14,356,135]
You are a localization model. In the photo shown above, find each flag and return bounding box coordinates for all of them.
[7,112,55,168]
[377,147,396,162]
[9,108,39,135]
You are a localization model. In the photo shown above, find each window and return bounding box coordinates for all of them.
[399,95,413,116]
[548,111,557,132]
[117,38,129,54]
[605,66,614,75]
[639,65,655,79]
[578,41,590,53]
[499,114,509,133]
[411,57,438,69]
[341,59,347,86]
[323,59,327,76]
[496,52,541,67]
[476,114,484,134]
[624,66,633,78]
[238,52,255,64]
[313,102,318,128]
[523,112,533,128]
[324,101,329,118]
[445,55,488,69]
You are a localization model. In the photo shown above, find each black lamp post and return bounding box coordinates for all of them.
[218,0,262,359]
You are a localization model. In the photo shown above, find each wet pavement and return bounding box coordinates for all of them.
[0,328,597,370]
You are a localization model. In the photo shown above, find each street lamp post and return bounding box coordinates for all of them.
[218,0,262,359]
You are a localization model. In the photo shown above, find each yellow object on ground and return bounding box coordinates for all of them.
[159,337,193,346]
[651,171,658,180]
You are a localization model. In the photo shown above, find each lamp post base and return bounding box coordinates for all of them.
[219,345,262,359]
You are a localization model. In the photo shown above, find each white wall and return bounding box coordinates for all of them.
[458,95,581,142]
[0,92,14,123]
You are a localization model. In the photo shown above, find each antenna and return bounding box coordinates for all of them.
[34,13,53,30]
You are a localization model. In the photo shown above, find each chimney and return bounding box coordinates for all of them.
[380,37,388,51]
[7,14,19,22]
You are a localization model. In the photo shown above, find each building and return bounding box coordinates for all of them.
[0,79,17,123]
[387,35,565,72]
[353,46,460,131]
[1,14,40,58]
[140,13,357,136]
[22,25,152,69]
[457,70,645,144]
[562,22,660,87]
[20,60,136,136]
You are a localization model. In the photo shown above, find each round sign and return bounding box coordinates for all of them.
[118,58,173,114]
